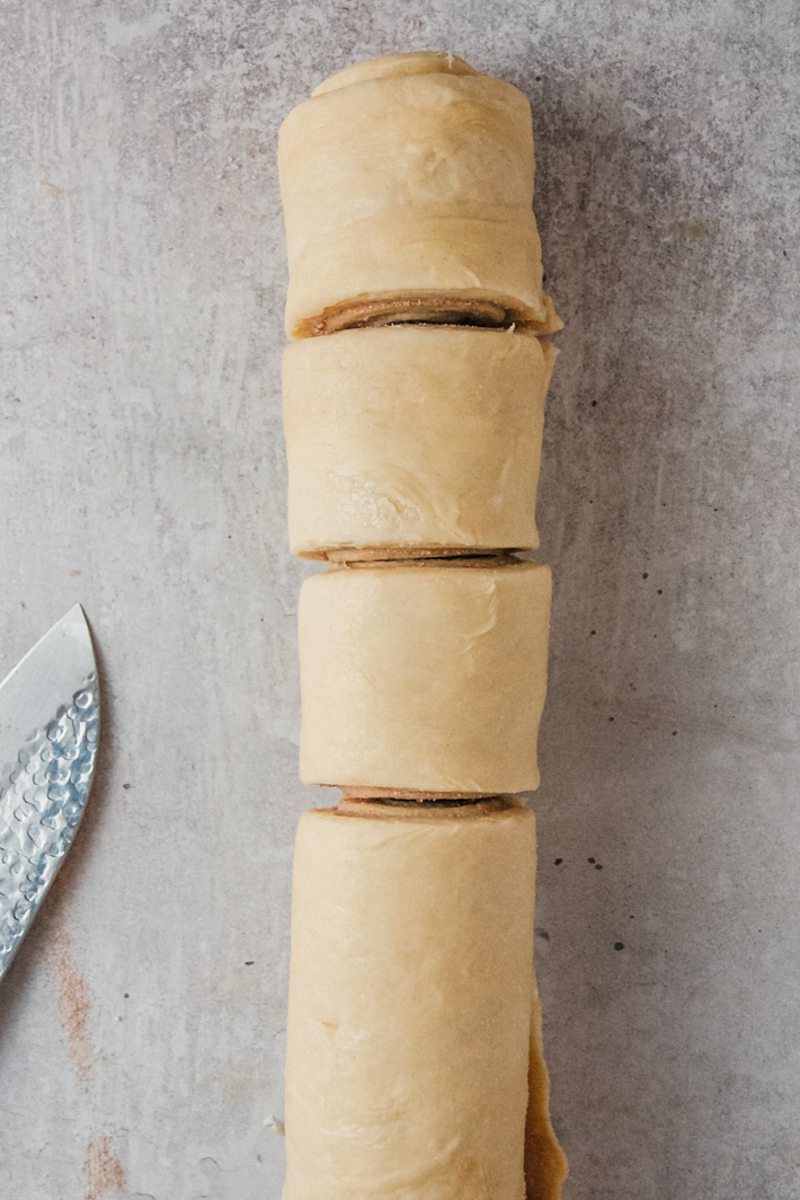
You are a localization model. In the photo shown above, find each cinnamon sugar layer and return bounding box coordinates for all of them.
[301,294,516,337]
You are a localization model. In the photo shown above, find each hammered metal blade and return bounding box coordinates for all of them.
[0,606,99,981]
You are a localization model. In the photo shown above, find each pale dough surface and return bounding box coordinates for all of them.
[279,52,560,337]
[283,327,556,558]
[298,560,552,794]
[283,799,563,1200]
[311,51,477,95]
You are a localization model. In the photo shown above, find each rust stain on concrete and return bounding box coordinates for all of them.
[83,1136,126,1200]
[50,929,100,1083]
[37,178,69,197]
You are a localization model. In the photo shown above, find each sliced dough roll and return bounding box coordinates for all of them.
[283,798,566,1200]
[298,558,551,795]
[279,52,560,338]
[283,327,556,559]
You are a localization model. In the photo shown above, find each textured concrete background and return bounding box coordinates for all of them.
[1,2,799,1197]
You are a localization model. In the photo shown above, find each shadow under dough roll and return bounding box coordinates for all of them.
[298,559,551,795]
[279,51,561,337]
[282,798,566,1200]
[283,327,557,559]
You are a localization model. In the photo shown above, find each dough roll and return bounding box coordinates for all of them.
[298,559,551,795]
[279,52,560,338]
[283,327,556,559]
[283,798,566,1200]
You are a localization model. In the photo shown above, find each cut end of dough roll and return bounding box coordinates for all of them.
[282,799,568,1200]
[299,293,512,336]
[279,54,561,339]
[335,793,525,818]
[283,326,557,560]
[311,51,478,96]
[296,292,562,338]
[322,546,508,564]
[337,784,502,801]
[298,558,552,795]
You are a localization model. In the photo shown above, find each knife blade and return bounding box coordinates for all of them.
[0,605,99,982]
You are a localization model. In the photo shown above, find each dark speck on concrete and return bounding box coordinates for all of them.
[244,960,255,966]
[554,857,563,865]
[657,588,663,594]
[595,864,603,870]
[122,783,131,790]
[588,857,596,864]
[590,629,596,636]
[123,992,129,999]
[672,730,678,736]
[642,572,649,579]
[614,942,625,951]
[608,716,615,722]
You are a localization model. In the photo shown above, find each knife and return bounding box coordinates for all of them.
[0,605,100,982]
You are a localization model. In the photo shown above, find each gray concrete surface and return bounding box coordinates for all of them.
[1,2,799,1197]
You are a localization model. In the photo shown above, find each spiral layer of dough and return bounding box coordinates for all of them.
[283,326,556,559]
[279,52,561,338]
[283,799,566,1200]
[298,558,552,796]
